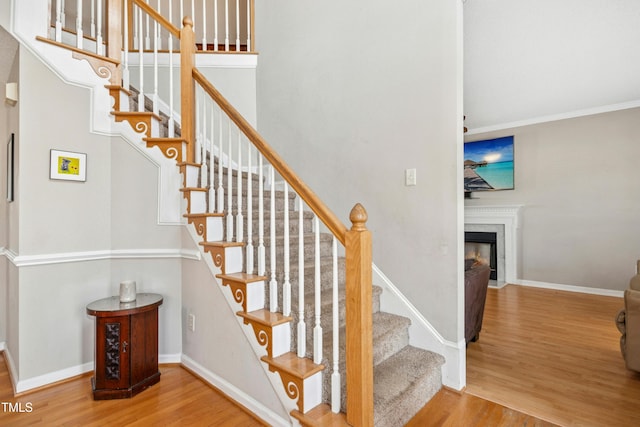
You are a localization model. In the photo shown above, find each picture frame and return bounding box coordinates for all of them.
[7,133,14,202]
[50,149,87,182]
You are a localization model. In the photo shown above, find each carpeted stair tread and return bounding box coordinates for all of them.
[373,346,445,427]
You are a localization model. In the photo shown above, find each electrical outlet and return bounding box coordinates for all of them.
[188,313,196,332]
[405,168,417,186]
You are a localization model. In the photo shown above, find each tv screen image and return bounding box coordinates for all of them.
[464,136,514,192]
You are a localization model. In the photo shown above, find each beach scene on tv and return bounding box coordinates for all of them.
[464,136,514,192]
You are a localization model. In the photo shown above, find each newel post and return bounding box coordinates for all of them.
[180,17,196,163]
[345,203,374,427]
[106,0,122,85]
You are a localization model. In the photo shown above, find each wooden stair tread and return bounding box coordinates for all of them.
[291,404,348,427]
[261,352,324,379]
[143,136,186,142]
[180,187,208,192]
[237,309,292,327]
[177,161,201,167]
[35,35,119,65]
[216,272,267,283]
[199,240,245,248]
[183,212,225,218]
[112,110,161,120]
[105,84,132,96]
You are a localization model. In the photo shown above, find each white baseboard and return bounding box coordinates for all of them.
[517,279,624,298]
[180,355,289,427]
[14,362,94,394]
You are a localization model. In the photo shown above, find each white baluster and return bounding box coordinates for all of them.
[180,0,184,25]
[90,0,96,38]
[152,17,159,116]
[209,104,216,213]
[55,0,62,41]
[236,133,243,242]
[331,236,341,413]
[200,96,208,188]
[313,216,322,364]
[194,92,202,168]
[297,197,306,357]
[96,0,104,56]
[226,123,234,241]
[235,0,240,51]
[269,166,277,312]
[201,0,207,51]
[167,0,174,136]
[138,9,144,111]
[156,0,162,49]
[133,6,139,50]
[216,110,224,214]
[76,0,83,49]
[214,0,219,51]
[224,0,229,51]
[257,155,265,276]
[246,0,251,51]
[282,183,291,317]
[122,0,130,90]
[246,140,253,274]
[144,1,151,50]
[61,0,67,28]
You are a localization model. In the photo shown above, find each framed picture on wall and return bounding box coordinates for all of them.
[6,133,14,202]
[50,149,87,182]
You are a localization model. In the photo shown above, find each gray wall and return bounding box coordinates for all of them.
[7,46,183,383]
[254,0,463,341]
[465,107,640,291]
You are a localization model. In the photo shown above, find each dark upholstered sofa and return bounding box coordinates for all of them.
[615,261,640,372]
[465,260,491,344]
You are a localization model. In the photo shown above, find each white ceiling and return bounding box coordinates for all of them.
[464,0,640,133]
[0,26,18,83]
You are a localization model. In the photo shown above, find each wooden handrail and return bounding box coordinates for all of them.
[193,67,349,245]
[130,0,181,38]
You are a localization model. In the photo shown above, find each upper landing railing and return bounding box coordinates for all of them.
[49,0,255,56]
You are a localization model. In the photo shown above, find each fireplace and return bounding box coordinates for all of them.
[464,205,523,287]
[465,232,498,280]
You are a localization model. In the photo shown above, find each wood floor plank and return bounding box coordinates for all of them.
[0,358,266,426]
[466,284,640,427]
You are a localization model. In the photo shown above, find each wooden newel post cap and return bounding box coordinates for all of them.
[183,17,193,28]
[349,203,368,231]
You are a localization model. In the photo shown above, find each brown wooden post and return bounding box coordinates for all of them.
[345,203,374,427]
[180,17,196,163]
[106,0,123,85]
[250,0,256,52]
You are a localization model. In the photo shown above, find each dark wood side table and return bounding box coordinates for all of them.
[86,293,163,400]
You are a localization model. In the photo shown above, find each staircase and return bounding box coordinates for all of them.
[31,1,447,425]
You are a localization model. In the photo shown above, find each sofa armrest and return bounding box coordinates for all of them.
[623,289,640,372]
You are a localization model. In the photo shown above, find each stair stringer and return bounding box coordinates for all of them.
[183,222,314,426]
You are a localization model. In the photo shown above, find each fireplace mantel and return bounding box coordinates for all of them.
[464,205,523,285]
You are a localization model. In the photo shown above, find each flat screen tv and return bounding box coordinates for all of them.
[464,136,514,194]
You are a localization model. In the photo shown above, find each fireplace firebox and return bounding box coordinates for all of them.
[465,231,497,280]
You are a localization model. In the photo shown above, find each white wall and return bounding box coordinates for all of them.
[254,0,463,342]
[465,107,640,292]
[464,0,640,131]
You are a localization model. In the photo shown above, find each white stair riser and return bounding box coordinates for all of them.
[190,192,207,214]
[206,217,224,241]
[271,323,291,358]
[245,282,265,312]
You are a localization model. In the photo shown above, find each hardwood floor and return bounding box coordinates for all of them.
[2,285,637,426]
[464,284,640,427]
[0,359,265,426]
